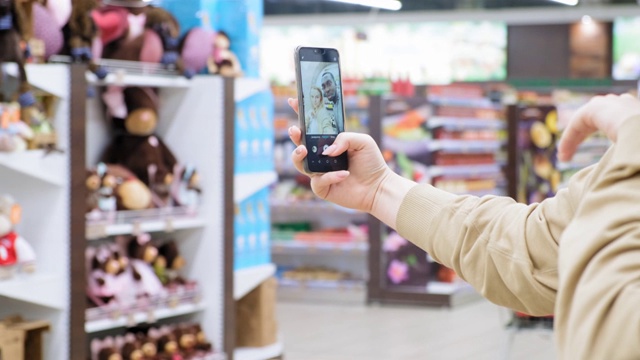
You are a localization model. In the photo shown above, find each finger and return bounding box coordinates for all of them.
[557,106,597,162]
[288,98,299,115]
[310,171,350,198]
[291,144,309,175]
[289,126,302,147]
[322,132,372,156]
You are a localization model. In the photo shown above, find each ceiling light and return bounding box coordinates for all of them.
[327,0,402,11]
[581,15,593,25]
[548,0,579,5]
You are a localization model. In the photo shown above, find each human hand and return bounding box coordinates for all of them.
[558,93,640,162]
[287,98,392,213]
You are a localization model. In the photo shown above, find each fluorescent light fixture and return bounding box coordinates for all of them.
[548,0,579,5]
[581,15,593,25]
[327,0,402,11]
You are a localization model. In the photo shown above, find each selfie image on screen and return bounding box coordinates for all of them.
[300,61,344,136]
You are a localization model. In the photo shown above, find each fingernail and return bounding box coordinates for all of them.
[322,145,336,155]
[336,170,349,179]
[288,126,293,135]
[295,146,302,154]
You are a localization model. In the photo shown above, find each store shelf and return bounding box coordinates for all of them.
[272,240,368,254]
[382,136,431,157]
[235,171,278,203]
[278,277,366,290]
[86,216,207,240]
[426,281,474,295]
[86,72,191,88]
[234,339,284,360]
[271,199,363,216]
[234,263,277,300]
[0,150,65,186]
[429,139,505,153]
[428,117,505,130]
[429,164,503,178]
[428,97,502,109]
[0,273,64,309]
[235,78,270,102]
[85,302,206,333]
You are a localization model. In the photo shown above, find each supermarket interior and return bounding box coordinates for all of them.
[0,0,639,359]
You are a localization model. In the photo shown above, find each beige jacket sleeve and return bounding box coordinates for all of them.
[556,116,640,359]
[396,145,604,316]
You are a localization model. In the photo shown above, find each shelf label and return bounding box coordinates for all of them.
[146,309,156,324]
[132,221,142,236]
[168,296,179,309]
[165,218,175,233]
[126,313,136,327]
[86,224,107,239]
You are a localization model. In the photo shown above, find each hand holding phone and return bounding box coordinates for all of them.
[294,46,348,173]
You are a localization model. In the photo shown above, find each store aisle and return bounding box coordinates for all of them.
[276,299,556,360]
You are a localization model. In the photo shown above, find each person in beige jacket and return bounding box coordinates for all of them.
[287,94,640,359]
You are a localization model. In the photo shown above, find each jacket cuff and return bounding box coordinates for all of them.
[396,184,457,252]
[614,115,640,168]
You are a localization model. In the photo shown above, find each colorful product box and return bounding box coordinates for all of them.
[234,187,271,270]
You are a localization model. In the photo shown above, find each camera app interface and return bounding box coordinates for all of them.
[300,59,344,168]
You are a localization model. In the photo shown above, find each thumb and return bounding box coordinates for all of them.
[321,132,374,156]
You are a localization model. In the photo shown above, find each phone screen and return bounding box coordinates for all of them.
[295,47,348,173]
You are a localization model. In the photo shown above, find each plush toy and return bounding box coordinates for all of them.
[117,333,145,360]
[0,0,36,110]
[125,233,164,303]
[0,102,34,152]
[86,245,122,307]
[207,30,242,77]
[173,325,196,359]
[86,162,154,217]
[137,332,158,360]
[154,325,182,360]
[190,323,213,354]
[60,0,107,78]
[31,1,65,61]
[153,240,185,287]
[170,163,201,209]
[94,1,210,77]
[91,336,123,360]
[0,195,35,279]
[101,86,179,207]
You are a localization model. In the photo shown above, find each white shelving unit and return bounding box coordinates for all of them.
[85,73,228,356]
[234,339,284,360]
[0,64,72,360]
[233,263,277,300]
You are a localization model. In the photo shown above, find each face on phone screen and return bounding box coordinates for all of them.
[296,47,348,173]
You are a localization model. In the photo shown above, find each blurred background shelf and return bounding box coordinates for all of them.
[234,338,284,360]
[428,117,506,130]
[271,240,368,254]
[86,216,207,240]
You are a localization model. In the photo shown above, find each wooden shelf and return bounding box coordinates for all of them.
[0,273,65,310]
[85,302,206,333]
[233,263,277,300]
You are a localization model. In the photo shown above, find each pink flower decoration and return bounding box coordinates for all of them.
[387,259,409,284]
[383,232,408,252]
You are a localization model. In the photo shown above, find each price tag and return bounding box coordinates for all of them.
[147,309,156,324]
[109,309,121,320]
[126,313,136,327]
[165,218,175,233]
[132,221,142,236]
[168,296,179,309]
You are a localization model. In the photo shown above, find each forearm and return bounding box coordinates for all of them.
[557,116,640,359]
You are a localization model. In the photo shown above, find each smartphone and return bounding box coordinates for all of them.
[294,46,348,173]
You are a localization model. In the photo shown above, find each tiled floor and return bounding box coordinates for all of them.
[276,298,556,360]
